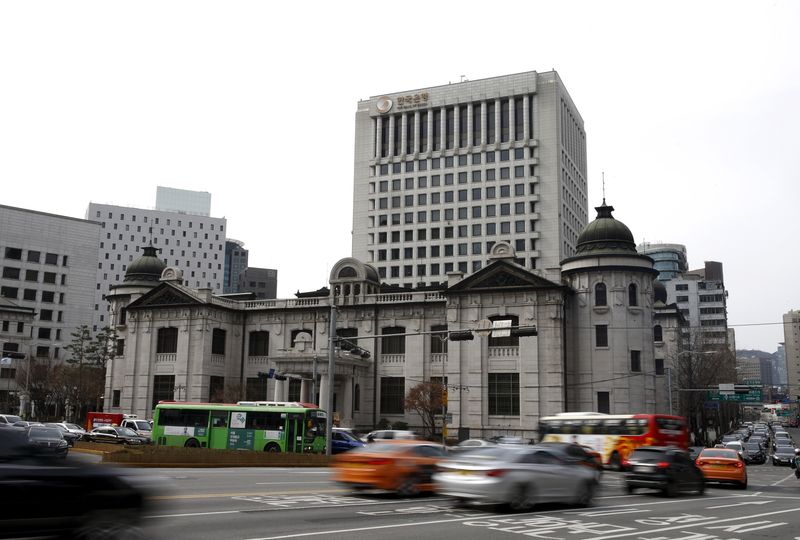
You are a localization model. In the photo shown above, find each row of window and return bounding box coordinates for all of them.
[377,149,533,173]
[374,184,533,209]
[94,211,224,232]
[2,267,66,285]
[1,322,25,334]
[380,373,519,415]
[594,282,640,307]
[0,287,65,304]
[3,248,67,266]
[101,222,222,242]
[376,255,531,280]
[372,211,537,230]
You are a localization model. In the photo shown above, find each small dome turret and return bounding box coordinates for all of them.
[575,200,636,255]
[124,246,167,282]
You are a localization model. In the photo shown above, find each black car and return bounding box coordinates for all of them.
[772,445,797,466]
[624,446,705,496]
[44,423,80,447]
[0,426,148,539]
[88,426,150,445]
[26,426,69,458]
[743,442,766,464]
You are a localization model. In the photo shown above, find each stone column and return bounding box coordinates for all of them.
[509,97,516,141]
[319,374,329,414]
[453,105,460,149]
[466,103,473,148]
[300,379,310,403]
[480,101,487,145]
[375,116,382,158]
[523,95,531,141]
[274,378,285,401]
[400,114,408,156]
[388,115,395,157]
[494,99,501,144]
[413,111,420,154]
[426,110,434,152]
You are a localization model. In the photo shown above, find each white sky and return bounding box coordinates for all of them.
[1,1,798,352]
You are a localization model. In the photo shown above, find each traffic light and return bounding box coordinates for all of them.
[350,347,371,359]
[511,325,538,337]
[337,339,355,352]
[257,369,275,379]
[448,330,474,341]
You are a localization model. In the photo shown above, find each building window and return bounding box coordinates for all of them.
[597,392,610,414]
[288,379,301,401]
[488,373,519,415]
[212,329,226,355]
[112,390,121,408]
[0,287,18,299]
[628,283,638,306]
[2,267,20,280]
[246,377,268,401]
[653,325,663,342]
[4,248,22,260]
[156,328,178,353]
[381,327,405,354]
[45,253,59,265]
[354,384,360,412]
[595,283,607,306]
[152,375,175,409]
[431,325,448,354]
[630,350,641,372]
[380,377,405,415]
[595,325,608,347]
[655,358,665,375]
[117,339,125,356]
[248,331,269,356]
[209,376,225,402]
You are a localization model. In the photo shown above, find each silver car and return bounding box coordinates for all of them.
[434,445,599,510]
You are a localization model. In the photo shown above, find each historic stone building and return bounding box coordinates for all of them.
[104,203,683,440]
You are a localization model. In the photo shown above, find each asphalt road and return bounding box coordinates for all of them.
[129,450,800,540]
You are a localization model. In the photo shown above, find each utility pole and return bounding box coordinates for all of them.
[325,306,337,457]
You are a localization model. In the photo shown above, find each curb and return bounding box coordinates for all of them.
[71,448,109,456]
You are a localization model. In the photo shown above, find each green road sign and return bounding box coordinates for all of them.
[707,389,763,402]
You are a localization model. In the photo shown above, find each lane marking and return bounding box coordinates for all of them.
[770,472,796,486]
[707,500,771,509]
[254,482,330,485]
[145,510,240,519]
[148,488,346,500]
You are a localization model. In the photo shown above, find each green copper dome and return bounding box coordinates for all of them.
[575,201,637,255]
[124,246,167,282]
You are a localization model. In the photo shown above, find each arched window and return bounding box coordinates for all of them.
[594,283,607,307]
[338,266,357,278]
[628,283,638,306]
[653,325,663,342]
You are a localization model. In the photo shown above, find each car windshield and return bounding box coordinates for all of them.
[65,423,84,431]
[775,446,794,453]
[117,427,138,437]
[744,443,761,451]
[337,431,359,442]
[44,424,68,432]
[700,449,738,459]
[3,415,22,424]
[133,421,151,431]
[29,427,63,439]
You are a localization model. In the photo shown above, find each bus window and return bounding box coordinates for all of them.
[656,417,685,433]
[582,420,600,434]
[245,411,283,430]
[625,418,647,435]
[159,408,210,428]
[211,410,228,428]
[604,419,622,435]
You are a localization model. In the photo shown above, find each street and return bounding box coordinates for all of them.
[130,457,800,540]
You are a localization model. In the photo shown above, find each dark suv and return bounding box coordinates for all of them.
[624,446,705,496]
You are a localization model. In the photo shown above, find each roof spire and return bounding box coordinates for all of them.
[602,172,606,205]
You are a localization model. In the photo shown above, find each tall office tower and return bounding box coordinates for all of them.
[223,239,248,294]
[237,267,278,299]
[0,205,101,363]
[775,343,788,386]
[155,186,211,216]
[783,311,800,400]
[637,242,688,281]
[352,70,587,287]
[86,202,227,331]
[663,261,730,349]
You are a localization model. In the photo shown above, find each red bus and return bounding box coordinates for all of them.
[538,412,688,469]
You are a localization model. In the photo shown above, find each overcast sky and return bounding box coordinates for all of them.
[1,1,797,352]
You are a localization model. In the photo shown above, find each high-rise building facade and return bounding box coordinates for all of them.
[352,70,588,287]
[663,261,730,349]
[0,204,101,363]
[637,243,688,281]
[86,202,227,331]
[223,239,248,294]
[237,267,277,299]
[783,311,800,400]
[155,186,211,216]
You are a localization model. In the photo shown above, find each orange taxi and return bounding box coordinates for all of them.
[331,440,447,496]
[695,447,747,489]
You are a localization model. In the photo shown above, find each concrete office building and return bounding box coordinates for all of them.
[223,239,248,294]
[352,70,587,288]
[0,204,101,364]
[662,261,730,350]
[237,267,277,300]
[637,243,688,281]
[783,311,800,400]
[86,201,227,332]
[155,186,211,216]
[0,297,35,413]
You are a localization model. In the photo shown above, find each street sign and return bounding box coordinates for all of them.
[492,320,512,338]
[708,389,762,402]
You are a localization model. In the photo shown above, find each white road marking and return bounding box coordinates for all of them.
[707,500,771,509]
[770,472,796,486]
[145,510,241,519]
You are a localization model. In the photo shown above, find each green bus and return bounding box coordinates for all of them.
[152,401,327,453]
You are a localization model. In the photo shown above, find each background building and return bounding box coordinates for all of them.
[155,186,211,216]
[237,267,277,299]
[0,297,35,413]
[223,239,248,294]
[86,199,227,331]
[0,204,100,363]
[352,70,588,288]
[783,311,800,401]
[637,242,688,281]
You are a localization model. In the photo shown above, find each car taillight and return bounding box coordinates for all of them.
[486,469,507,477]
[367,458,391,466]
[696,460,706,466]
[734,461,744,469]
[657,461,670,469]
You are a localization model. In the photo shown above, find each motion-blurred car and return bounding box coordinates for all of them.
[0,414,22,426]
[25,426,69,458]
[88,426,149,445]
[0,427,148,539]
[771,445,797,466]
[688,446,706,461]
[51,422,88,441]
[44,423,80,447]
[723,441,750,462]
[624,446,705,496]
[332,441,447,496]
[12,421,44,429]
[696,447,747,488]
[434,445,599,510]
[331,429,365,454]
[450,439,497,453]
[534,442,604,475]
[364,430,419,443]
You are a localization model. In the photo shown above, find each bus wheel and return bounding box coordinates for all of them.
[609,452,622,471]
[184,438,200,448]
[265,443,281,453]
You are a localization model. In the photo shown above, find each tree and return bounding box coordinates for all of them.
[404,381,445,439]
[65,325,97,422]
[91,326,119,370]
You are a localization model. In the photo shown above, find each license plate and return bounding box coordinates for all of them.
[634,465,652,473]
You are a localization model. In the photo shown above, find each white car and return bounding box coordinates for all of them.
[52,422,88,440]
[724,441,750,461]
[364,430,419,443]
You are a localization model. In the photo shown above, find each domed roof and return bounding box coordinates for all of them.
[575,201,637,255]
[653,279,668,304]
[124,246,167,282]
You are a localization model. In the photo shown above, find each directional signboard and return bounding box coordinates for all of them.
[708,388,762,402]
